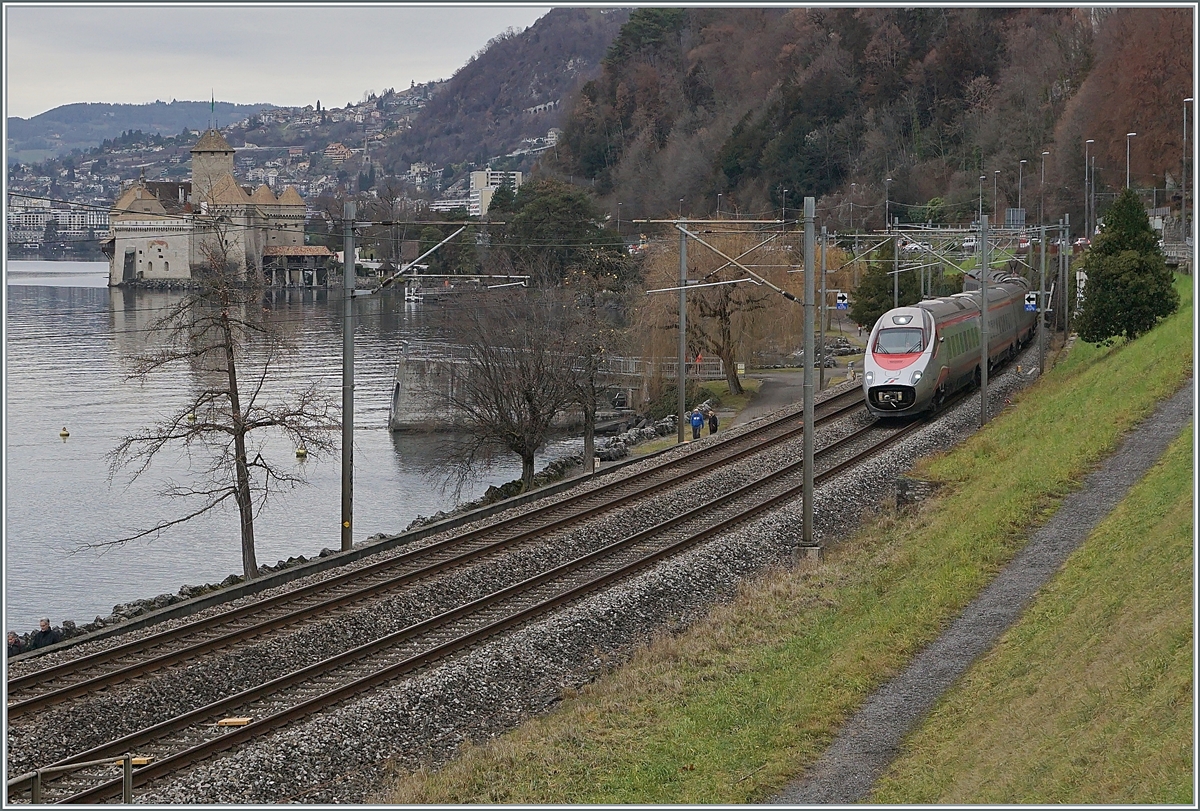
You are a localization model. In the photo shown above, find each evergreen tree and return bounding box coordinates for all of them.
[849,237,921,331]
[487,177,517,215]
[1075,189,1178,345]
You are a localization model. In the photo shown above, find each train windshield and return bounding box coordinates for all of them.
[874,328,924,354]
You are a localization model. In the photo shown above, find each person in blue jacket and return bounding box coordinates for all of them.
[690,409,704,439]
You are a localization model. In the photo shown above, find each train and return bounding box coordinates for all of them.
[862,272,1038,417]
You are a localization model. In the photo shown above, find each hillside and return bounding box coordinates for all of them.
[381,7,629,170]
[551,8,1192,231]
[6,100,272,163]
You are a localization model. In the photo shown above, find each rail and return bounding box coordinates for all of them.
[51,404,915,804]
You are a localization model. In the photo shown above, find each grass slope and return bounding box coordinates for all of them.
[871,424,1194,804]
[379,276,1192,804]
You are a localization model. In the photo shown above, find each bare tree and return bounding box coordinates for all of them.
[562,248,634,470]
[437,290,577,493]
[94,215,339,579]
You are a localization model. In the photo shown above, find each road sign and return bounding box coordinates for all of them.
[1024,291,1037,311]
[836,291,849,310]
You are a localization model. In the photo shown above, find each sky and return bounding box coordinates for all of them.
[4,4,553,120]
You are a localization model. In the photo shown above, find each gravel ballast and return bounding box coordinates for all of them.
[121,358,1046,803]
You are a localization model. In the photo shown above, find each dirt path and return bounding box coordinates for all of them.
[768,381,1193,804]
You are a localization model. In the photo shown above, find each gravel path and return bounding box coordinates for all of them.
[769,379,1194,804]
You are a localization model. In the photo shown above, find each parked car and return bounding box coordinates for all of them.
[1073,237,1091,250]
[961,235,978,252]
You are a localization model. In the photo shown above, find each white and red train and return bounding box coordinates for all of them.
[862,273,1037,416]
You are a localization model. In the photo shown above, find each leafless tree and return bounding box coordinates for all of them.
[562,248,633,470]
[436,290,577,494]
[92,215,339,579]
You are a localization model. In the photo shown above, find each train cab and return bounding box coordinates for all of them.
[863,307,938,416]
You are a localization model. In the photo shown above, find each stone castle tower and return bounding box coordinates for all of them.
[189,129,235,204]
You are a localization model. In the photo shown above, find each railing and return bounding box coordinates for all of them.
[7,754,142,803]
[1162,241,1192,265]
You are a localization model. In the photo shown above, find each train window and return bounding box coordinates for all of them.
[874,328,923,354]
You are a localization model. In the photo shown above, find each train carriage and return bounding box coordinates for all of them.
[863,273,1037,417]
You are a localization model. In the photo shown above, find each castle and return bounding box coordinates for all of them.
[102,129,331,287]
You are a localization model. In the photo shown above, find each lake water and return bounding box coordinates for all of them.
[4,260,580,632]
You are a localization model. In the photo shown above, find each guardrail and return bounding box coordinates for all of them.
[7,754,141,803]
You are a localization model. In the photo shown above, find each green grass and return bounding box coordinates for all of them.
[377,276,1192,804]
[870,425,1193,804]
[697,377,760,412]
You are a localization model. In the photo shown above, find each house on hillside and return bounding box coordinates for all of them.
[324,142,353,164]
[101,129,329,287]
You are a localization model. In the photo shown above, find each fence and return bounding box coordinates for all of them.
[7,754,141,803]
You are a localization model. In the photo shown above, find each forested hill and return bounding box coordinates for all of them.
[7,100,272,163]
[382,7,629,170]
[551,7,1192,230]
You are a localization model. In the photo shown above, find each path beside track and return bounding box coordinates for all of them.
[769,380,1193,804]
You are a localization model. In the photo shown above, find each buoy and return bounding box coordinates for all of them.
[295,446,308,459]
[59,427,69,438]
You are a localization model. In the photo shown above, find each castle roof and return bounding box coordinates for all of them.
[111,184,168,219]
[276,186,305,207]
[191,128,234,154]
[206,173,251,205]
[251,184,277,204]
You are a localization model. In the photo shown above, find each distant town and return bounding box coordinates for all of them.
[6,80,562,257]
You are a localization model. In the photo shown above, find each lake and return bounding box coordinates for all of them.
[4,261,580,632]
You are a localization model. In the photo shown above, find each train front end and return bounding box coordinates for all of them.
[863,307,938,417]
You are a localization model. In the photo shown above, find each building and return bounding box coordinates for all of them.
[102,129,327,286]
[468,169,522,217]
[323,142,353,164]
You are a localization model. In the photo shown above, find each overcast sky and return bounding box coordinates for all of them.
[5,4,553,119]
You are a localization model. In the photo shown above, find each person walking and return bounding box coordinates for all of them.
[689,409,704,440]
[708,410,719,435]
[7,631,24,657]
[28,618,61,650]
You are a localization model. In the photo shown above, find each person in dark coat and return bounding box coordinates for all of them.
[28,618,60,650]
[7,631,24,657]
[708,410,719,435]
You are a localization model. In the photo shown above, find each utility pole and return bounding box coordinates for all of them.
[341,201,355,552]
[1063,214,1071,334]
[1057,218,1066,333]
[1185,98,1193,263]
[893,232,899,309]
[979,214,990,428]
[819,226,827,391]
[800,197,817,559]
[678,219,687,444]
[1039,222,1047,375]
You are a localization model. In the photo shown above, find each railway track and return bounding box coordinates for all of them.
[9,404,924,804]
[6,388,865,721]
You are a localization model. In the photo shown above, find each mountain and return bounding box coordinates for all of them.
[381,7,630,170]
[6,100,273,163]
[550,7,1192,232]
